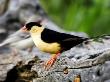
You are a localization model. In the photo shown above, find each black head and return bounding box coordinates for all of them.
[25,22,42,31]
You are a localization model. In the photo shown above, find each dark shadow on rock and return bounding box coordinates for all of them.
[3,66,18,82]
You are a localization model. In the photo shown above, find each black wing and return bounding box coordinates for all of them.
[41,28,88,50]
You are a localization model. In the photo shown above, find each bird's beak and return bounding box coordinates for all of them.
[21,26,28,32]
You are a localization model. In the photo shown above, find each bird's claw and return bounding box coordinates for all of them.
[44,56,56,70]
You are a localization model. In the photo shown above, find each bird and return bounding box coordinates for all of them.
[0,29,34,55]
[10,37,34,52]
[21,21,88,69]
[0,29,29,47]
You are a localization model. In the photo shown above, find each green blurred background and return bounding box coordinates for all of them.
[40,0,110,37]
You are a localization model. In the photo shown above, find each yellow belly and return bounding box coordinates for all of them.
[31,34,61,54]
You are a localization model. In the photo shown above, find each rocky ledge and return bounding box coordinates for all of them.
[0,35,110,82]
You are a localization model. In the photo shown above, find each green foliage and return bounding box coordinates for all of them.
[40,0,110,37]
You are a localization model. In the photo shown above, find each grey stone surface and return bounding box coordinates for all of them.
[31,36,110,82]
[0,50,35,81]
[0,0,110,82]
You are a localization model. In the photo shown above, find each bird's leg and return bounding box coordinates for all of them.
[44,52,60,70]
[11,48,18,56]
[27,46,33,53]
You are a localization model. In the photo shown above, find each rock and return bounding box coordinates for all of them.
[0,28,7,42]
[0,0,9,15]
[1,0,110,82]
[1,35,110,82]
[30,35,110,82]
[0,50,35,81]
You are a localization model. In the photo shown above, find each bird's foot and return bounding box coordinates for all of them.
[11,48,18,56]
[44,54,57,70]
[27,47,33,53]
